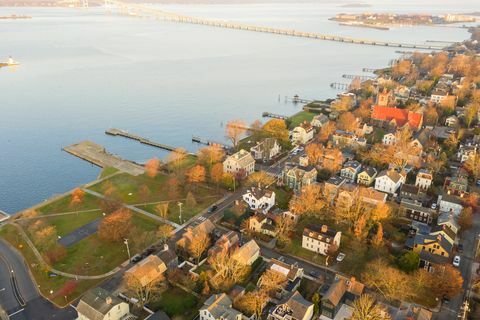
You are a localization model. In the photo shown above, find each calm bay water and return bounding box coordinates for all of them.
[0,0,477,213]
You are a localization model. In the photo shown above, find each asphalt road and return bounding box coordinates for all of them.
[434,215,480,320]
[0,240,76,320]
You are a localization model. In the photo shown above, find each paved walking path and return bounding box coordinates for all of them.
[82,189,181,229]
[58,218,102,247]
[9,223,121,280]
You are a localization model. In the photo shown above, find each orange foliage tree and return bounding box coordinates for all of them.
[145,158,161,178]
[197,146,225,168]
[210,163,224,188]
[186,165,206,184]
[98,208,132,242]
[226,120,247,148]
[71,188,85,209]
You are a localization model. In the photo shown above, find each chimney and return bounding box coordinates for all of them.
[163,243,169,252]
[105,296,112,305]
[437,234,442,242]
[321,225,328,233]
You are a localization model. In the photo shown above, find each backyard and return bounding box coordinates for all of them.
[149,287,200,320]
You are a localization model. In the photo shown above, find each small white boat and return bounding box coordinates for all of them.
[6,56,20,66]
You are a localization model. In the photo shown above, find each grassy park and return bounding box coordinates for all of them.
[288,111,316,129]
[89,172,224,224]
[36,192,102,215]
[0,224,103,307]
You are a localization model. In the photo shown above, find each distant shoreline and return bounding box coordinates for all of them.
[1,0,326,7]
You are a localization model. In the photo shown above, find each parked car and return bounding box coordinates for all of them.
[336,252,346,262]
[458,244,464,253]
[131,254,143,263]
[476,179,480,187]
[278,256,285,262]
[453,255,461,267]
[431,203,437,210]
[309,270,321,278]
[208,205,218,214]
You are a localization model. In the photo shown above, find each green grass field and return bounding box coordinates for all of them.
[98,167,119,179]
[150,287,199,320]
[44,210,103,237]
[52,213,161,276]
[137,193,220,224]
[36,193,101,215]
[288,111,316,129]
[0,224,103,307]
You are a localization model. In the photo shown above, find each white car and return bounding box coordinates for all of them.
[453,255,461,267]
[431,203,437,210]
[336,252,346,262]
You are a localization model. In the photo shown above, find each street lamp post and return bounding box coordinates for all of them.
[124,238,131,262]
[178,202,183,224]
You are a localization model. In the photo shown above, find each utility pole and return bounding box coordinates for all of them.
[460,298,469,320]
[124,238,131,261]
[178,202,183,224]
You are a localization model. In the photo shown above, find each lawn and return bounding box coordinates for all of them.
[137,193,221,224]
[271,187,292,210]
[36,193,101,215]
[44,210,103,237]
[90,172,224,223]
[53,213,161,276]
[0,224,103,307]
[282,236,327,266]
[149,287,200,320]
[98,167,119,179]
[89,173,169,204]
[288,111,316,129]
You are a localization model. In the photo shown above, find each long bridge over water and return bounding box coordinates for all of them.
[96,0,447,51]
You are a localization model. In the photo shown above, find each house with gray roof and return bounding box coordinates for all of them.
[77,287,131,320]
[320,276,364,320]
[282,164,318,192]
[268,291,314,320]
[251,138,281,162]
[199,294,243,320]
[340,161,362,183]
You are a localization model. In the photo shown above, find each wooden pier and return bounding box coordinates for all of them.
[342,74,376,81]
[0,210,9,223]
[105,128,180,153]
[262,112,288,120]
[63,141,145,176]
[291,95,312,104]
[362,68,377,73]
[192,136,231,150]
[330,82,350,90]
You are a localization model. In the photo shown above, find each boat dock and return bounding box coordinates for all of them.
[362,68,377,73]
[105,128,180,153]
[342,74,376,81]
[330,82,350,90]
[0,210,9,223]
[290,95,312,104]
[192,136,231,150]
[63,141,145,176]
[262,112,288,120]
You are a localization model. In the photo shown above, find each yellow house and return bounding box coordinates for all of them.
[413,234,452,258]
[356,167,377,186]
